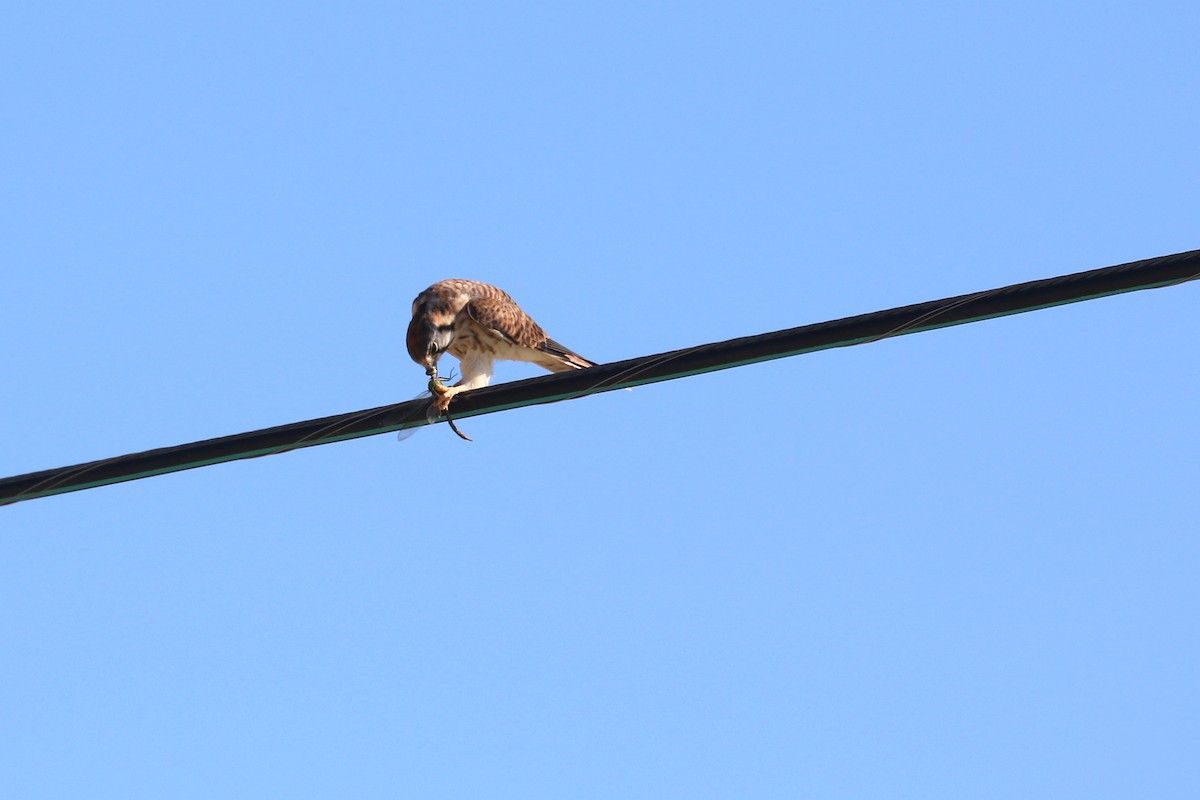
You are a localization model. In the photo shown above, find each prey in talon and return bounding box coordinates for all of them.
[425,367,453,411]
[406,279,597,438]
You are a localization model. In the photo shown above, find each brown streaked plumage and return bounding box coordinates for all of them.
[407,279,596,409]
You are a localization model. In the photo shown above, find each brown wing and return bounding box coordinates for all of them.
[542,337,597,369]
[464,294,596,369]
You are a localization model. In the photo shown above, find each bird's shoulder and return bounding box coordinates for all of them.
[460,292,545,349]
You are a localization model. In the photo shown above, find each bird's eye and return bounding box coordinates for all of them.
[429,342,440,354]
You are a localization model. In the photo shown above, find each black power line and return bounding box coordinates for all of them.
[3,248,1198,507]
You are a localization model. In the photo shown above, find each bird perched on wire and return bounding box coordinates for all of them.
[406,279,597,412]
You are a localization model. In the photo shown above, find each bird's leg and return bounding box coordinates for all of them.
[424,367,472,441]
[432,384,467,412]
[426,367,464,412]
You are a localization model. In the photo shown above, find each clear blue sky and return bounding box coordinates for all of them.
[3,2,1198,797]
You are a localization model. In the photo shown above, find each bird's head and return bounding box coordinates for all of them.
[406,307,456,377]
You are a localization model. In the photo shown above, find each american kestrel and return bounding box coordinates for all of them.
[406,279,596,410]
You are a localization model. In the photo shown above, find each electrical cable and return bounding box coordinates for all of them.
[2,247,1197,507]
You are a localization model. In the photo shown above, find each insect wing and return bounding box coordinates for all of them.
[395,391,440,441]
